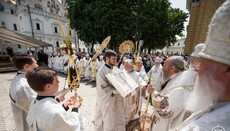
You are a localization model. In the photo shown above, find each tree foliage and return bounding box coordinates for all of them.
[65,0,188,52]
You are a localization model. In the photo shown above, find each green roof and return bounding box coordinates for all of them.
[177,38,186,41]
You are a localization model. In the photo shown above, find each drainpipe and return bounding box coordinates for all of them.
[26,5,34,38]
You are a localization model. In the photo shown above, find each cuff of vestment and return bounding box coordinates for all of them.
[72,108,78,112]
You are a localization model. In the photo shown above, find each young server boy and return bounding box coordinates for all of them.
[26,67,84,131]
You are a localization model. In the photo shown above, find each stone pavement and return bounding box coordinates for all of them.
[0,72,97,131]
[0,72,153,131]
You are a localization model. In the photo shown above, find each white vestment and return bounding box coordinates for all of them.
[9,73,37,131]
[53,56,60,70]
[137,68,149,83]
[60,54,68,73]
[77,58,85,76]
[125,70,147,124]
[48,56,53,69]
[151,72,191,131]
[90,60,99,80]
[176,68,197,92]
[119,63,125,70]
[26,97,84,131]
[98,60,105,69]
[84,58,91,78]
[57,55,64,72]
[62,54,69,74]
[94,64,126,131]
[173,102,230,131]
[147,64,163,92]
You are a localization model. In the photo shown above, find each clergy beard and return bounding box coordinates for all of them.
[189,63,195,69]
[189,61,198,69]
[162,68,170,82]
[155,64,160,68]
[185,64,225,113]
[108,61,115,66]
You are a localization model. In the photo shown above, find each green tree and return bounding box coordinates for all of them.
[92,0,135,50]
[66,0,98,51]
[138,0,188,52]
[65,0,188,52]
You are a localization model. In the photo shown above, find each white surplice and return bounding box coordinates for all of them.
[147,64,163,92]
[26,97,84,131]
[9,73,36,131]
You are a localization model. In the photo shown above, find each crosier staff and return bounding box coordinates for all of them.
[55,15,81,104]
[56,36,111,99]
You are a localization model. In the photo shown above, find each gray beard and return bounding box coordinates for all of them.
[189,63,195,69]
[108,61,115,67]
[189,61,199,69]
[162,70,170,82]
[185,66,224,113]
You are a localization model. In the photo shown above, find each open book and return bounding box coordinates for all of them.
[105,67,139,97]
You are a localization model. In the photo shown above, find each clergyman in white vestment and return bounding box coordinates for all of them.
[172,2,230,130]
[94,50,126,131]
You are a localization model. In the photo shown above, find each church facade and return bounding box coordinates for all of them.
[0,0,88,56]
[184,0,225,54]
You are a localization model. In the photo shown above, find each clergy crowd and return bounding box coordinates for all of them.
[8,1,230,131]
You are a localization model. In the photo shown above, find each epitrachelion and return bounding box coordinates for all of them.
[105,67,139,97]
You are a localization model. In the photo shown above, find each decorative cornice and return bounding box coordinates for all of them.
[23,31,75,40]
[16,5,68,23]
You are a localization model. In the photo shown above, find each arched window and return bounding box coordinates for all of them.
[13,24,17,31]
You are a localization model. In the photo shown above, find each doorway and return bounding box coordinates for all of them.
[6,47,14,57]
